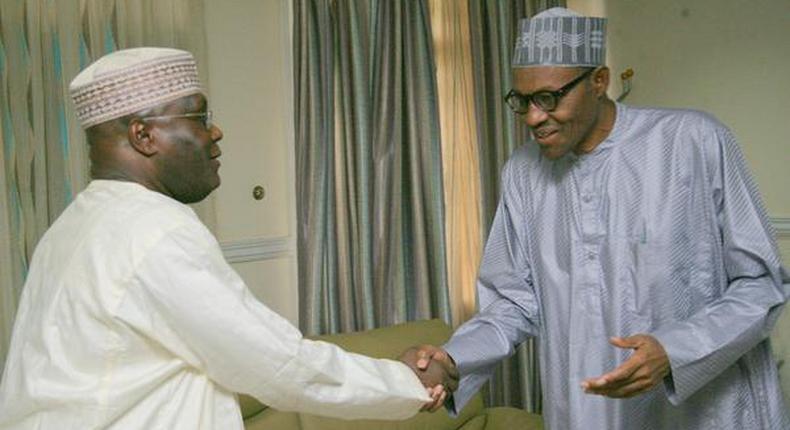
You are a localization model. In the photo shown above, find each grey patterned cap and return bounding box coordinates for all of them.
[69,47,203,128]
[513,7,606,68]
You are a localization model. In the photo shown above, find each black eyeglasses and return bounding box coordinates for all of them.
[139,110,213,130]
[504,68,595,114]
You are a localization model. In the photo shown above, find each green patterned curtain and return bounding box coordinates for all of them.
[294,0,450,336]
[0,0,209,371]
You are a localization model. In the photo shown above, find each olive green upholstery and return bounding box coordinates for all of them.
[240,319,542,430]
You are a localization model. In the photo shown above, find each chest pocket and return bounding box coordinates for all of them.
[617,238,691,329]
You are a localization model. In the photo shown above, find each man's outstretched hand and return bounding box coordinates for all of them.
[581,334,670,398]
[399,345,459,412]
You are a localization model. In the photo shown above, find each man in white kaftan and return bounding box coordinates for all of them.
[404,8,789,430]
[0,47,447,430]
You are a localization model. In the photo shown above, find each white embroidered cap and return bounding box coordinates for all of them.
[69,47,203,128]
[512,7,607,68]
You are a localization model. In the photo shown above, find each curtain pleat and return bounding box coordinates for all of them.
[295,0,450,337]
[467,0,564,414]
[0,0,209,371]
[427,0,481,328]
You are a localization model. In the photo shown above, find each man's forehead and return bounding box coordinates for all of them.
[158,93,207,113]
[513,67,581,90]
[181,93,208,111]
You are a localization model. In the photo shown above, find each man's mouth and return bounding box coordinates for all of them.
[534,129,558,142]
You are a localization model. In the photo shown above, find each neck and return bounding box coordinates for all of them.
[91,168,140,184]
[574,98,617,155]
[89,137,164,195]
[92,168,173,200]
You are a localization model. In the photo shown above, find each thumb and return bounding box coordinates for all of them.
[416,347,435,370]
[609,335,639,349]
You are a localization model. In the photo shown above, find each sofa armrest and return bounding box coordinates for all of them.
[242,319,494,430]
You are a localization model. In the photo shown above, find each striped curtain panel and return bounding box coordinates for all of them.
[427,0,482,330]
[0,0,210,371]
[293,0,450,336]
[293,0,562,413]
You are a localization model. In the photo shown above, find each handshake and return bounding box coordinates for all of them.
[398,345,460,412]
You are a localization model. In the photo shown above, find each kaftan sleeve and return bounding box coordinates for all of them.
[651,120,790,404]
[115,222,429,420]
[443,158,540,414]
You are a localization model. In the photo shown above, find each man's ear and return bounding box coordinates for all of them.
[592,66,610,98]
[128,119,158,156]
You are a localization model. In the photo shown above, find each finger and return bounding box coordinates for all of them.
[612,334,651,351]
[429,390,448,412]
[420,388,434,411]
[420,385,446,412]
[581,337,643,389]
[609,336,635,348]
[582,367,633,390]
[585,364,663,395]
[422,386,441,409]
[420,399,439,412]
[597,352,644,385]
[594,377,655,398]
[419,346,453,370]
[583,375,634,394]
[433,349,449,362]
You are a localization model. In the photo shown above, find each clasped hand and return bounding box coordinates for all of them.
[399,345,459,412]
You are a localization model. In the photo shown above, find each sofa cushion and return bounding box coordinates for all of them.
[299,404,489,430]
[300,319,488,429]
[457,414,487,430]
[241,319,487,428]
[296,395,485,430]
[309,318,453,359]
[295,319,482,428]
[243,408,300,430]
[239,393,266,420]
[484,406,543,429]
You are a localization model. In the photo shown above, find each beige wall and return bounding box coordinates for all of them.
[569,0,790,408]
[203,0,297,324]
[567,0,790,236]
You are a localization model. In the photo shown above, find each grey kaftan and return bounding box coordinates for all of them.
[444,103,790,429]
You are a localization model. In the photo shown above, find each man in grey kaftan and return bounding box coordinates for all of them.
[404,7,789,430]
[444,103,789,429]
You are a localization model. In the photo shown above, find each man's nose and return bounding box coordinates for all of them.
[524,102,549,128]
[210,123,223,142]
